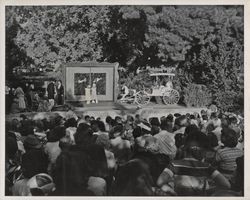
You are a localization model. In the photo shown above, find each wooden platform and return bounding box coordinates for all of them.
[6,102,206,122]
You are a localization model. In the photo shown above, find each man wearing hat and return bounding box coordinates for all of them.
[22,135,48,179]
[12,135,49,196]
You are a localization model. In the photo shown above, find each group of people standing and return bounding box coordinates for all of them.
[5,80,64,114]
[46,80,64,107]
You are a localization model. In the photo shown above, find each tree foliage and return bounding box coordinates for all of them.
[6,5,243,112]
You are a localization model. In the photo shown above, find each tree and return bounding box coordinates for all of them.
[6,5,244,112]
[10,6,110,71]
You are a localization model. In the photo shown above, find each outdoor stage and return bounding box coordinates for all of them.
[6,102,206,122]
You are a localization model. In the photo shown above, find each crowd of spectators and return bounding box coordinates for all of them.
[5,108,244,196]
[5,81,64,114]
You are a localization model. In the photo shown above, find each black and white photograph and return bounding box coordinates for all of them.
[3,2,247,197]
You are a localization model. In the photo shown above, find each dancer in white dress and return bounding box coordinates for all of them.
[85,85,91,104]
[91,82,98,103]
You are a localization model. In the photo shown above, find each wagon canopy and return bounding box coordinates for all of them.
[149,73,175,77]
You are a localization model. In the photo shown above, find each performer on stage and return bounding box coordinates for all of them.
[91,77,102,104]
[91,82,98,104]
[85,85,91,104]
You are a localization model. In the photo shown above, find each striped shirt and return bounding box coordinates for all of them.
[215,147,243,172]
[154,130,177,159]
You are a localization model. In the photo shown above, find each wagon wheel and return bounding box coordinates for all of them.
[135,91,151,106]
[162,89,180,105]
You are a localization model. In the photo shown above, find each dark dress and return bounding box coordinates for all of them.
[47,82,55,100]
[56,85,64,105]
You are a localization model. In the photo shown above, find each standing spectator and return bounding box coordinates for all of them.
[25,84,33,110]
[47,80,56,108]
[14,86,26,111]
[56,80,64,105]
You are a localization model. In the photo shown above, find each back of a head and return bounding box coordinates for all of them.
[151,126,160,135]
[174,113,181,118]
[133,126,143,139]
[184,124,199,137]
[97,120,106,132]
[190,115,195,120]
[64,118,77,128]
[84,115,90,122]
[109,124,124,139]
[106,116,112,124]
[221,128,238,148]
[112,159,154,196]
[205,132,218,149]
[47,126,66,142]
[149,117,160,127]
[175,115,187,128]
[53,146,93,195]
[166,114,174,122]
[74,123,93,146]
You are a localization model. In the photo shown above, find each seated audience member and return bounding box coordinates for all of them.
[110,125,131,165]
[133,135,171,184]
[154,118,176,160]
[6,136,22,195]
[22,135,49,178]
[112,159,155,196]
[149,117,161,135]
[173,115,188,135]
[149,119,160,136]
[231,156,244,195]
[85,144,110,196]
[215,128,243,181]
[210,112,221,129]
[12,135,49,196]
[44,126,66,175]
[228,116,241,139]
[105,116,113,132]
[164,114,174,133]
[53,145,94,196]
[74,123,97,146]
[157,131,231,196]
[204,132,219,164]
[189,114,199,128]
